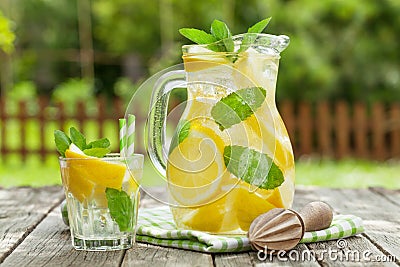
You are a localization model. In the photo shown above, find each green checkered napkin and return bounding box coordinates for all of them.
[136,206,364,253]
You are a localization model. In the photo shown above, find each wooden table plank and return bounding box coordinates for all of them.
[122,243,213,267]
[296,187,400,265]
[0,186,64,263]
[1,204,124,267]
[2,186,399,266]
[214,252,254,267]
[369,187,400,206]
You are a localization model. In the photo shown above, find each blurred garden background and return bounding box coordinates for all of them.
[0,0,399,188]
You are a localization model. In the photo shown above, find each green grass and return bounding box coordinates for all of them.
[295,158,400,188]
[1,157,399,189]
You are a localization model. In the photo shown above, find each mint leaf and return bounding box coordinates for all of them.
[87,138,110,149]
[105,188,134,232]
[83,147,110,158]
[54,127,111,158]
[239,17,271,53]
[210,20,234,52]
[169,120,190,154]
[211,87,266,130]
[211,20,230,40]
[179,28,223,52]
[248,17,271,33]
[179,28,217,45]
[70,127,86,151]
[54,130,71,157]
[223,145,284,190]
[180,18,272,55]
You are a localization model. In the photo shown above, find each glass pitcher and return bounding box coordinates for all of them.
[147,33,294,234]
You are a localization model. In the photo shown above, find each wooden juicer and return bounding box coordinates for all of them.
[248,201,333,252]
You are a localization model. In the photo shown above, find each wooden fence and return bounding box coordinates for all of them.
[0,97,399,163]
[280,101,400,160]
[0,97,126,162]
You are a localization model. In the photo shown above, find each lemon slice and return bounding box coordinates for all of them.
[175,196,227,232]
[232,180,284,230]
[64,144,126,203]
[61,162,95,203]
[167,120,226,206]
[183,51,229,72]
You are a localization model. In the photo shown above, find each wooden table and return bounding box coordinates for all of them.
[0,186,399,266]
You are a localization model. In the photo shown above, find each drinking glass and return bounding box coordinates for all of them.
[58,153,144,251]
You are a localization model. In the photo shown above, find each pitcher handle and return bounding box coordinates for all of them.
[146,70,186,177]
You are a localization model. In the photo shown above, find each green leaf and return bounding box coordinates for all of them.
[179,28,224,52]
[84,137,110,157]
[210,20,230,40]
[248,17,271,33]
[211,87,266,130]
[169,120,190,154]
[87,138,110,149]
[239,17,271,53]
[223,145,284,190]
[69,127,86,150]
[179,28,218,44]
[210,19,235,52]
[83,147,110,158]
[54,130,71,157]
[105,188,134,232]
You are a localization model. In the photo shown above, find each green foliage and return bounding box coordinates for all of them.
[5,0,81,91]
[52,78,95,115]
[92,0,160,57]
[5,81,38,115]
[1,0,400,103]
[7,81,37,101]
[263,0,400,103]
[113,77,139,101]
[0,10,15,53]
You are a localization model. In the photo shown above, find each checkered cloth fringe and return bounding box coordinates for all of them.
[136,206,364,253]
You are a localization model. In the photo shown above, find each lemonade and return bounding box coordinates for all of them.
[166,35,295,234]
[55,128,143,251]
[147,19,294,234]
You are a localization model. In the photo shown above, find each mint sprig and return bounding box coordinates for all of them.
[54,127,111,158]
[223,145,284,190]
[54,130,71,157]
[70,127,86,151]
[211,87,266,130]
[179,17,272,54]
[179,28,217,45]
[180,19,232,53]
[238,18,271,53]
[210,20,234,52]
[105,188,134,232]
